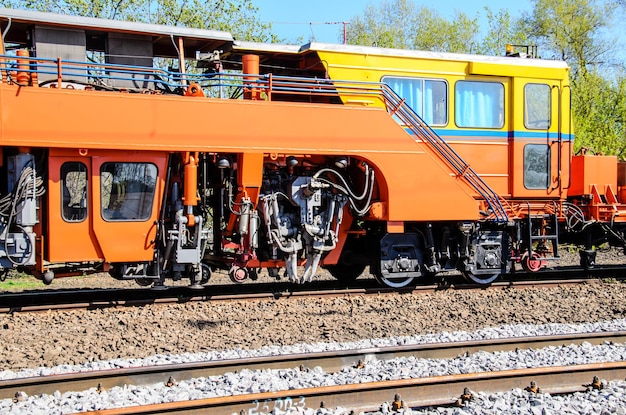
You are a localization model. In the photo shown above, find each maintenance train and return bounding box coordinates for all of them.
[0,8,624,289]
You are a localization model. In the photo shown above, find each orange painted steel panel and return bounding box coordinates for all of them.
[0,85,479,222]
[442,140,510,196]
[370,152,479,221]
[569,155,618,197]
[386,221,405,233]
[238,152,264,204]
[47,155,103,262]
[1,86,418,153]
[89,153,167,263]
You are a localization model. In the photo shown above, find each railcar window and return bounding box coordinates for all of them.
[61,162,88,222]
[100,162,157,221]
[382,76,448,126]
[455,81,504,128]
[524,83,551,129]
[523,144,550,189]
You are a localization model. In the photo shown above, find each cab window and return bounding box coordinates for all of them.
[383,76,448,126]
[524,83,551,129]
[61,162,87,222]
[101,162,157,221]
[455,81,504,128]
[524,144,550,189]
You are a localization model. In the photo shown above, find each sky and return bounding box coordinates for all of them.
[253,0,533,45]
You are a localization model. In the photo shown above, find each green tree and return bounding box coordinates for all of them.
[573,72,626,155]
[477,7,529,56]
[1,0,147,21]
[412,9,481,53]
[521,0,613,79]
[346,0,480,53]
[346,0,418,49]
[519,0,624,155]
[0,0,275,41]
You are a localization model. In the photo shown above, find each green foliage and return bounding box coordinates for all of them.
[346,0,480,53]
[477,7,529,55]
[521,0,613,79]
[573,71,626,156]
[0,0,146,20]
[345,1,530,55]
[149,0,276,42]
[346,0,418,49]
[0,0,276,41]
[519,0,624,156]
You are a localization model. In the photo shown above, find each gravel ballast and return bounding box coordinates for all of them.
[1,279,626,413]
[2,281,626,371]
[2,326,626,414]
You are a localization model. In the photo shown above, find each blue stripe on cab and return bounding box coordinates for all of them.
[403,127,574,142]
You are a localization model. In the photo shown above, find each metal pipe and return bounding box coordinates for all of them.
[242,54,260,100]
[16,49,29,85]
[183,152,199,226]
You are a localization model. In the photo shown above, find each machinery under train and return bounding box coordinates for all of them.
[0,8,625,290]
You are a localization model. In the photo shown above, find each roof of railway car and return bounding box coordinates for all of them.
[231,40,570,73]
[0,7,233,57]
[0,7,568,75]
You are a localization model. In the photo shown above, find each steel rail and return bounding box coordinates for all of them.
[2,332,625,402]
[74,361,626,415]
[1,265,624,314]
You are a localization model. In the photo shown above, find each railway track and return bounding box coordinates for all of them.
[2,332,625,413]
[1,264,623,314]
[77,363,626,415]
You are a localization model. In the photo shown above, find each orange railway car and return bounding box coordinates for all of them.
[0,8,625,289]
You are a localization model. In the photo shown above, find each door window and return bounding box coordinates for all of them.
[524,144,550,189]
[61,162,88,222]
[524,83,551,129]
[100,162,157,221]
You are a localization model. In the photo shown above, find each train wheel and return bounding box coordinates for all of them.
[200,263,212,284]
[462,271,499,285]
[374,273,416,288]
[324,263,366,283]
[521,252,544,273]
[135,278,153,287]
[229,266,248,283]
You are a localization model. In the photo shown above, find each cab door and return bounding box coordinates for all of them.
[47,149,166,264]
[91,152,166,262]
[509,79,562,198]
[47,149,103,262]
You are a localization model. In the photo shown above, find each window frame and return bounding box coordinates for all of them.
[524,83,552,130]
[61,161,88,223]
[382,75,449,127]
[523,143,551,190]
[100,162,158,222]
[454,80,505,129]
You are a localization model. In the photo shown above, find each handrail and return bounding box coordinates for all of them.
[377,84,509,222]
[0,53,509,221]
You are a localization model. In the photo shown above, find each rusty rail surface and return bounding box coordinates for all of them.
[74,362,626,414]
[2,332,625,407]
